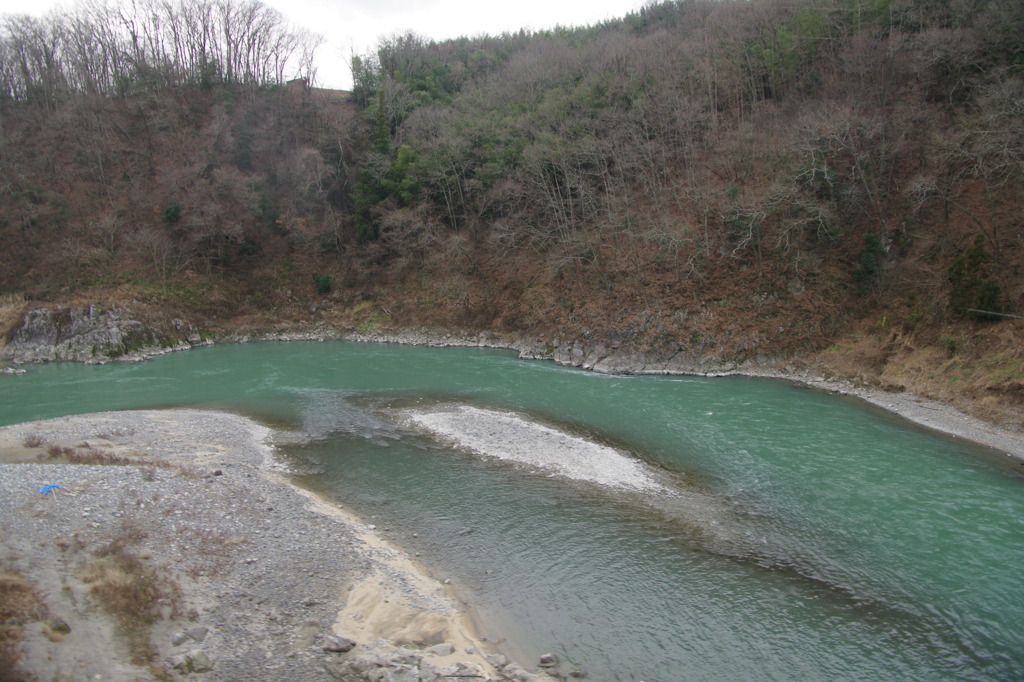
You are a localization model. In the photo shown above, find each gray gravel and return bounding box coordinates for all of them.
[0,410,431,681]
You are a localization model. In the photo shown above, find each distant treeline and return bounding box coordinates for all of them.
[0,0,1021,339]
[0,0,322,106]
[343,0,1022,304]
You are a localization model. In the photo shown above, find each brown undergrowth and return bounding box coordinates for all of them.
[816,314,1024,431]
[0,570,48,680]
[18,437,199,478]
[79,519,182,666]
[0,294,26,353]
[40,443,152,467]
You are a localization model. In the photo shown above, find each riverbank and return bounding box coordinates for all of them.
[1,334,1022,680]
[251,326,1024,462]
[2,305,1022,460]
[0,409,555,681]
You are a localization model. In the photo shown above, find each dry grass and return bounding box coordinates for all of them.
[172,463,204,478]
[816,316,1024,430]
[0,293,26,349]
[79,521,181,665]
[37,442,170,468]
[23,439,203,480]
[0,570,48,678]
[21,434,46,449]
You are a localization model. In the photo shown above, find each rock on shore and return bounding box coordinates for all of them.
[0,306,209,364]
[0,409,554,681]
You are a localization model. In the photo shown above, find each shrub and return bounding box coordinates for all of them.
[854,232,886,295]
[162,202,182,224]
[313,274,333,295]
[948,235,1003,319]
[21,434,46,448]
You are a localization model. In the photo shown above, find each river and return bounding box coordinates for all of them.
[1,341,1022,681]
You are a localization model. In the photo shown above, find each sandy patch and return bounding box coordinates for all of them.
[291,485,502,675]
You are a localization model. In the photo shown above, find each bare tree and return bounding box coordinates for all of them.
[0,0,323,101]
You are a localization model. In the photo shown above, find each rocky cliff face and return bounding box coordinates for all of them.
[0,306,207,364]
[338,328,768,376]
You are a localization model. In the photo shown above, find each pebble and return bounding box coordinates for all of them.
[0,408,554,682]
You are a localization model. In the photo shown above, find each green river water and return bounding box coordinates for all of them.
[1,341,1022,681]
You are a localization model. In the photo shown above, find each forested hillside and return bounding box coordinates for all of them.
[1,0,1023,426]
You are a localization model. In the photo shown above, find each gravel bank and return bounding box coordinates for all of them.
[0,410,546,682]
[401,404,671,492]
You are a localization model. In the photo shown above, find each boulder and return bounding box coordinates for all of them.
[427,642,455,656]
[502,664,536,682]
[185,626,209,643]
[168,649,213,673]
[323,635,357,653]
[538,653,560,668]
[486,653,508,669]
[188,650,214,673]
[47,619,71,634]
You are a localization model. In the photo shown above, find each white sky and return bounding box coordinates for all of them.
[0,0,645,89]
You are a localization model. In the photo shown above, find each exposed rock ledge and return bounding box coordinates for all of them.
[0,306,210,364]
[0,409,559,681]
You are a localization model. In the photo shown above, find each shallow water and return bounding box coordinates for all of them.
[2,342,1022,680]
